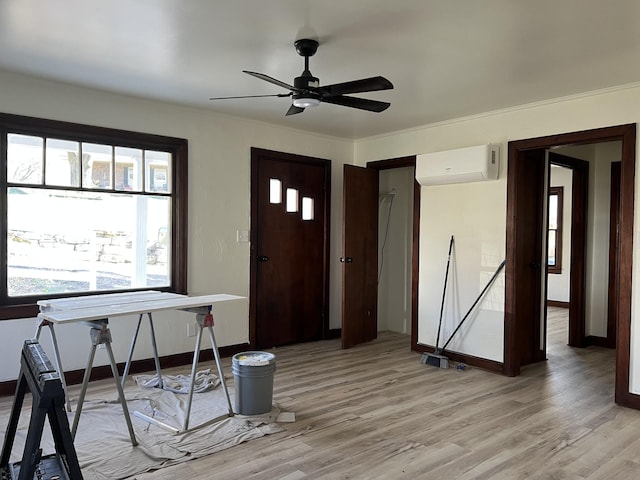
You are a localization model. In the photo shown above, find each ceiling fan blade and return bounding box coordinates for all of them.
[285,104,305,116]
[243,71,297,91]
[209,92,292,101]
[322,95,390,112]
[318,76,393,97]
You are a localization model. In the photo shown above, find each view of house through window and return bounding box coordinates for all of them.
[1,116,186,309]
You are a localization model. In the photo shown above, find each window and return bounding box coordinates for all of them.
[269,178,282,204]
[547,186,563,274]
[1,113,188,319]
[302,197,314,221]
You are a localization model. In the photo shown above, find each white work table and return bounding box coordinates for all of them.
[35,290,246,445]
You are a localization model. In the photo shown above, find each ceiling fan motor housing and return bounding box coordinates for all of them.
[294,73,320,91]
[292,73,321,107]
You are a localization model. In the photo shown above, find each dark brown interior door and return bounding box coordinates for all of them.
[250,148,330,348]
[506,148,546,370]
[342,164,378,349]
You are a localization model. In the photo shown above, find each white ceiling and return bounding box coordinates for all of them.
[1,0,640,139]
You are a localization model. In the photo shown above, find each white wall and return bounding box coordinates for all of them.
[354,83,640,392]
[547,165,573,303]
[588,142,622,336]
[377,167,414,334]
[417,179,506,361]
[0,70,353,382]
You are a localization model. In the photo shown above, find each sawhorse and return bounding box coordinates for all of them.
[129,307,234,432]
[71,319,137,446]
[0,339,83,480]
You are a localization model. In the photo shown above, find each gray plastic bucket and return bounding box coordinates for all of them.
[231,351,276,415]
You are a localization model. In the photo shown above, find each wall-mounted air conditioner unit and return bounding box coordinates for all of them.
[415,144,500,186]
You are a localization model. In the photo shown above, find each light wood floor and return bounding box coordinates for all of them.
[5,307,640,479]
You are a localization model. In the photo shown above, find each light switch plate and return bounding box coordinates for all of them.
[237,229,249,243]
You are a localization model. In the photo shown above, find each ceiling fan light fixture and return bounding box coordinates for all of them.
[292,95,321,108]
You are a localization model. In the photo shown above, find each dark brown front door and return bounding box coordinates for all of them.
[341,164,378,348]
[250,148,330,348]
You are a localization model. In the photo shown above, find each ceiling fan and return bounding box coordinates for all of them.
[209,39,394,116]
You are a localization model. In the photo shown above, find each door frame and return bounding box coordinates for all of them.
[607,161,621,349]
[249,147,331,348]
[504,124,636,408]
[365,156,420,346]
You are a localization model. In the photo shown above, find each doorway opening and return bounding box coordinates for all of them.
[341,156,419,349]
[546,164,573,352]
[546,146,621,351]
[505,124,636,408]
[377,166,415,336]
[369,157,419,348]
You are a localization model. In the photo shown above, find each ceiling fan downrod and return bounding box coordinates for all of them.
[293,39,321,107]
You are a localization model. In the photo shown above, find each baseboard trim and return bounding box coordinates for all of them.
[617,390,640,409]
[328,328,341,339]
[586,335,614,349]
[0,342,250,398]
[547,300,570,308]
[413,344,503,374]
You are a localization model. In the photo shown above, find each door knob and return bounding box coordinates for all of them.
[258,256,269,262]
[340,257,353,263]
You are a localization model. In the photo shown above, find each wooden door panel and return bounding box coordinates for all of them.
[251,148,330,348]
[342,165,378,349]
[507,148,546,368]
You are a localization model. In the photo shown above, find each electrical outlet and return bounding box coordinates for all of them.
[187,322,197,337]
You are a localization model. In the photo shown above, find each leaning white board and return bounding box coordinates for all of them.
[38,290,183,311]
